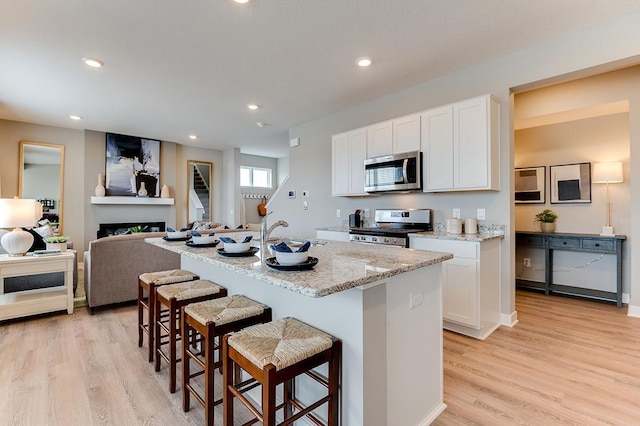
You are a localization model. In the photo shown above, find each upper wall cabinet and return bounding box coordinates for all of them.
[332,128,368,196]
[366,114,421,158]
[422,95,500,192]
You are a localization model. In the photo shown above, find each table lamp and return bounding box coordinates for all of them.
[592,161,623,236]
[0,198,41,256]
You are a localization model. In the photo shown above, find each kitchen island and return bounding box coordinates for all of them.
[146,237,452,425]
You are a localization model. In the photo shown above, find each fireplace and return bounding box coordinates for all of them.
[97,221,165,239]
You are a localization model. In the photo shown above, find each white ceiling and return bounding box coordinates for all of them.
[2,1,640,158]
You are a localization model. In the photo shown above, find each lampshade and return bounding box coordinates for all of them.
[593,161,623,184]
[0,198,41,256]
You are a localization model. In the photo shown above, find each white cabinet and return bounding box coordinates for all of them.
[421,95,500,192]
[332,128,368,196]
[410,237,501,340]
[366,114,421,158]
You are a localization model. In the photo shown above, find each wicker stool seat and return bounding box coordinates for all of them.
[154,279,227,393]
[182,295,272,426]
[138,269,198,362]
[223,317,341,426]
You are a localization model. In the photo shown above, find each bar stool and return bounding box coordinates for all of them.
[138,269,199,362]
[181,295,272,426]
[154,279,227,393]
[222,317,341,426]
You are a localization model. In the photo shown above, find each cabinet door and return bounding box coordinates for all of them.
[348,129,367,194]
[393,114,421,154]
[442,257,479,328]
[453,97,490,189]
[366,121,393,158]
[421,106,454,191]
[332,133,350,196]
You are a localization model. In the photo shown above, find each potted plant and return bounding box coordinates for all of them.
[43,236,69,252]
[129,225,148,233]
[534,209,558,233]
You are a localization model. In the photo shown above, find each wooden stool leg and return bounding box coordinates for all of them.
[328,340,342,426]
[137,280,144,348]
[263,365,277,426]
[169,299,178,393]
[154,295,162,372]
[147,282,156,362]
[182,311,191,412]
[222,336,234,425]
[283,378,294,420]
[205,323,215,426]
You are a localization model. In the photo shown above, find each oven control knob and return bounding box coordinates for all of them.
[372,237,378,242]
[353,236,359,241]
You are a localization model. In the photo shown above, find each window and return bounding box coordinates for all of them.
[241,166,272,188]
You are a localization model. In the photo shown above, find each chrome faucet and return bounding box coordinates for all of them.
[260,213,289,248]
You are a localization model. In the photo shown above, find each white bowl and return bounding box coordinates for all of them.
[191,235,217,245]
[166,231,187,239]
[275,251,309,266]
[224,241,251,253]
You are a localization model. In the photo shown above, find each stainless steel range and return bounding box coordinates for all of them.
[349,209,432,247]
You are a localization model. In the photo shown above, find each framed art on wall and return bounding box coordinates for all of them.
[550,162,591,204]
[514,166,545,204]
[105,133,161,197]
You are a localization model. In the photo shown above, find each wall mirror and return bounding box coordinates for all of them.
[18,141,65,235]
[187,160,212,224]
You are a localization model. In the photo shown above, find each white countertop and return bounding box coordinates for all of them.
[409,231,504,242]
[146,237,452,298]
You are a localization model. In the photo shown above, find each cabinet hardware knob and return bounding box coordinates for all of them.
[563,241,567,245]
[595,243,600,247]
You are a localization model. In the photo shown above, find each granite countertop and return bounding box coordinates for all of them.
[409,231,504,242]
[146,237,452,298]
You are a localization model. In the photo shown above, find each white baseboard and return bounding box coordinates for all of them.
[501,311,518,327]
[627,304,640,318]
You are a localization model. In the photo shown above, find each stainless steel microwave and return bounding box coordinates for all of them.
[364,151,422,193]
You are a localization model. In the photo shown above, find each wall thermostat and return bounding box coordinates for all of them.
[288,190,296,199]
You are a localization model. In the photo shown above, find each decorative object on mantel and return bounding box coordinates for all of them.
[161,184,170,198]
[44,235,68,252]
[95,173,106,197]
[138,182,148,197]
[534,209,558,233]
[592,161,623,236]
[0,198,41,256]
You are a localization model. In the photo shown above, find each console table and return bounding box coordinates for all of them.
[515,231,626,307]
[0,252,75,321]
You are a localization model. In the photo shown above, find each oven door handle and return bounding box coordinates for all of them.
[402,158,409,183]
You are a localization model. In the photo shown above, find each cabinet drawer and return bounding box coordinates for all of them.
[516,234,544,247]
[549,237,579,249]
[581,239,614,252]
[412,239,478,259]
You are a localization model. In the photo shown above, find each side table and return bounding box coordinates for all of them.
[0,252,75,321]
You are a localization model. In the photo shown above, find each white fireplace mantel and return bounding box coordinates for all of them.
[90,196,174,205]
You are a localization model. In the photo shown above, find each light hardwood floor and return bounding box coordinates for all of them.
[1,291,639,425]
[434,291,640,425]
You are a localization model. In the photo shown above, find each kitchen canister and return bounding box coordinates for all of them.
[447,218,463,234]
[464,218,478,234]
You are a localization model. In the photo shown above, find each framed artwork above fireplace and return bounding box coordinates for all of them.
[105,133,160,197]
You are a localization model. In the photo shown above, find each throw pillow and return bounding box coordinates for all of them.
[22,227,46,251]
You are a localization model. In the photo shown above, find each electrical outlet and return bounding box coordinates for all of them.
[409,292,423,309]
[523,258,531,267]
[336,209,341,218]
[477,208,486,220]
[364,209,370,218]
[303,201,308,210]
[452,208,461,219]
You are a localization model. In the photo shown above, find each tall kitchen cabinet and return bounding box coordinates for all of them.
[332,128,368,196]
[422,95,500,192]
[410,237,502,340]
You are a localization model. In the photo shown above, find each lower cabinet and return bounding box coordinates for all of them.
[410,237,501,340]
[316,230,350,242]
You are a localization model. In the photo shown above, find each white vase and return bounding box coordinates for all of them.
[138,181,148,196]
[95,173,106,197]
[160,184,170,198]
[540,222,556,233]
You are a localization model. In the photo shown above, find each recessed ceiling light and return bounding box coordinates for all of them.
[83,57,104,68]
[69,115,82,120]
[256,122,267,128]
[356,57,372,67]
[247,104,259,111]
[189,135,198,140]
[234,0,249,3]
